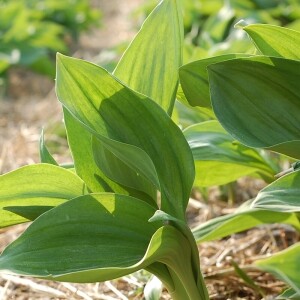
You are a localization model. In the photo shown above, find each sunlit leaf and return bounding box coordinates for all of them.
[114,0,183,115]
[243,24,300,59]
[0,164,86,228]
[179,54,251,108]
[39,129,58,165]
[56,54,194,220]
[0,194,198,298]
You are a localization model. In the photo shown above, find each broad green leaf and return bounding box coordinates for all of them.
[0,194,159,281]
[252,170,300,212]
[243,24,300,59]
[0,193,204,300]
[113,0,183,115]
[255,243,300,294]
[92,137,156,203]
[39,129,58,165]
[192,208,300,243]
[0,164,86,228]
[64,109,135,195]
[179,54,251,108]
[208,56,300,159]
[184,121,276,187]
[56,54,194,220]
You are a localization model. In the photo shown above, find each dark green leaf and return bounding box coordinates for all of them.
[0,194,160,282]
[208,56,300,159]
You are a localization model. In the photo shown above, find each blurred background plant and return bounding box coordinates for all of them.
[0,0,101,95]
[136,0,300,63]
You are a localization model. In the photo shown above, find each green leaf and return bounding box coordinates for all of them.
[0,194,159,282]
[0,193,205,300]
[192,208,300,243]
[39,129,58,165]
[56,54,194,221]
[252,170,300,212]
[63,109,131,195]
[243,24,300,59]
[208,56,300,159]
[179,54,251,108]
[113,0,183,115]
[92,137,157,203]
[0,164,86,228]
[255,243,300,294]
[277,288,300,300]
[184,120,275,187]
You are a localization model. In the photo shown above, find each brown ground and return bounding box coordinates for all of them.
[0,1,296,299]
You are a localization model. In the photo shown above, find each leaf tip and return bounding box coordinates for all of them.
[234,19,249,29]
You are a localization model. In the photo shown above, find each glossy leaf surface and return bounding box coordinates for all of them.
[184,121,275,186]
[208,56,300,159]
[56,54,194,220]
[243,24,300,59]
[114,0,183,115]
[0,164,86,228]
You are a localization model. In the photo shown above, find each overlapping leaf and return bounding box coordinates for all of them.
[63,109,135,195]
[56,54,194,221]
[0,164,86,228]
[179,54,250,108]
[0,193,199,299]
[251,170,300,212]
[243,24,300,59]
[113,0,183,115]
[0,194,159,281]
[208,56,300,159]
[184,120,275,186]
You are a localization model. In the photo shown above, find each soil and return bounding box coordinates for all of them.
[0,1,296,299]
